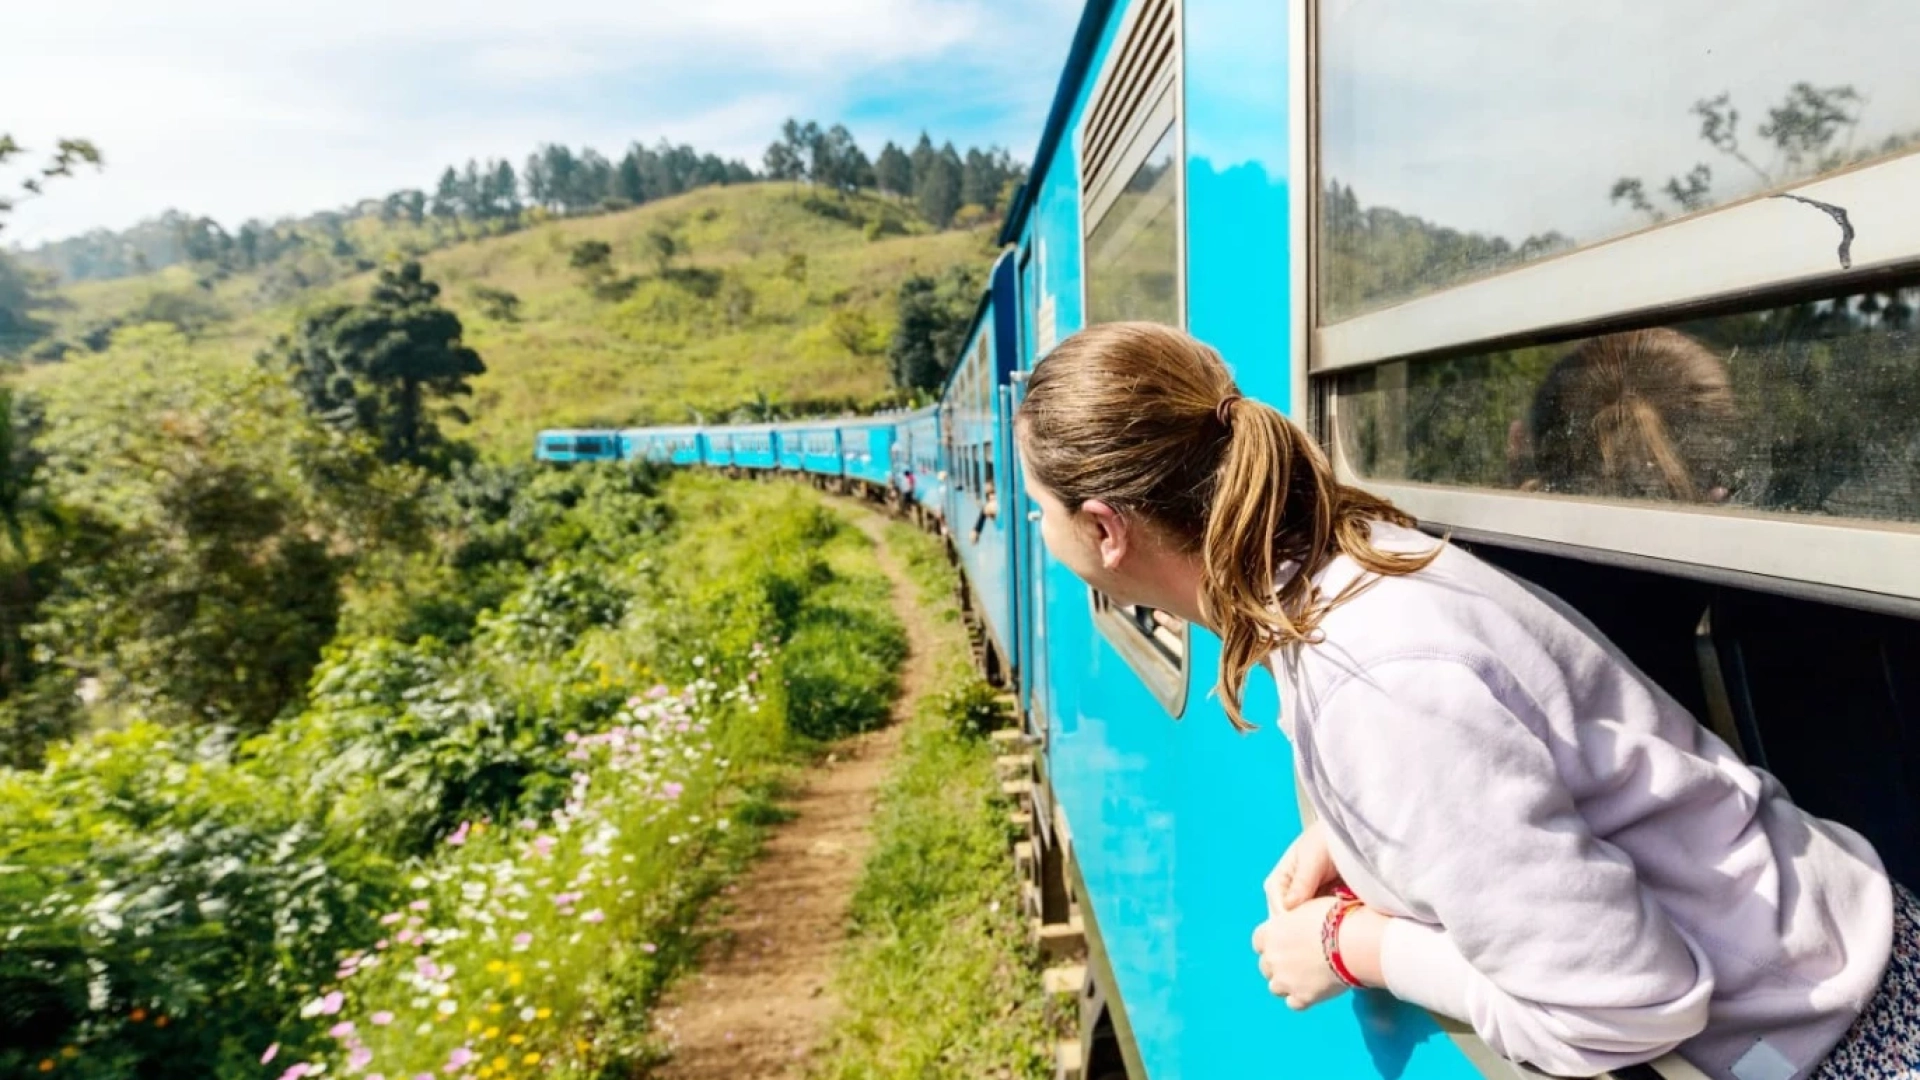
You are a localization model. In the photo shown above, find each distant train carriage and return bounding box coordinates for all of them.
[534,429,622,464]
[702,430,734,469]
[774,422,806,471]
[897,406,945,518]
[730,426,779,471]
[837,416,897,491]
[794,424,841,478]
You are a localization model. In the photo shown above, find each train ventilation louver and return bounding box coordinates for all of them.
[1079,0,1179,228]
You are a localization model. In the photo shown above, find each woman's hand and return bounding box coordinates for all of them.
[1265,821,1340,912]
[1252,897,1347,1010]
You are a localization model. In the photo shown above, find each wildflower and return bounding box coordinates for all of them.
[379,912,404,926]
[446,822,471,847]
[129,1008,146,1023]
[262,1045,281,1065]
[519,1007,536,1022]
[279,1065,313,1080]
[37,1062,52,1074]
[491,1058,508,1071]
[662,782,684,799]
[581,909,605,924]
[410,899,431,912]
[445,1048,474,1071]
[437,1000,458,1015]
[155,1016,170,1028]
[537,1008,552,1019]
[485,1027,501,1040]
[371,1012,395,1027]
[321,991,345,1015]
[521,1053,540,1066]
[641,942,657,954]
[329,1021,355,1039]
[511,932,533,952]
[349,1048,374,1072]
[507,1035,524,1046]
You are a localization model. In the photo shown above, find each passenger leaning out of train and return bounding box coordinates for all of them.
[1013,321,1915,1080]
[969,482,999,544]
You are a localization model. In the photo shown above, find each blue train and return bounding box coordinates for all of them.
[540,2,1920,1077]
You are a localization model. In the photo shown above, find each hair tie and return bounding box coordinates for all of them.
[1215,394,1243,427]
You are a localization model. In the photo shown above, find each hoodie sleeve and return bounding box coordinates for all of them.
[1303,656,1715,1078]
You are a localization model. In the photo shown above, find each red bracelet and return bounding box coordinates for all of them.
[1320,897,1366,989]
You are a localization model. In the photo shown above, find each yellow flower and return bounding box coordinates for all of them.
[487,1003,503,1015]
[492,1056,508,1070]
[485,1026,501,1039]
[468,1018,483,1034]
[522,1053,541,1065]
[508,1035,525,1046]
[486,960,505,974]
[60,1049,78,1060]
[477,1068,493,1079]
[537,1008,553,1020]
[508,972,523,987]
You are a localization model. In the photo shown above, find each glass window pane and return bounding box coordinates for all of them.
[1087,122,1179,326]
[1319,1,1920,321]
[1335,282,1920,526]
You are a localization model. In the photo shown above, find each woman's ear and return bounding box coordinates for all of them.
[1081,499,1128,570]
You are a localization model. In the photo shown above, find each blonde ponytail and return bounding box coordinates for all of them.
[1017,322,1436,731]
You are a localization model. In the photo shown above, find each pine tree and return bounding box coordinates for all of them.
[875,141,912,197]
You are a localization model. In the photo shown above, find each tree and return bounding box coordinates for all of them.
[486,160,520,219]
[763,140,804,182]
[614,150,647,203]
[916,142,964,228]
[0,255,55,357]
[908,133,937,193]
[432,166,461,219]
[269,261,485,467]
[888,264,980,391]
[644,226,683,275]
[0,135,102,238]
[875,141,913,197]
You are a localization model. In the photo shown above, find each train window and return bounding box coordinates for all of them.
[1086,121,1178,327]
[1076,0,1188,714]
[1318,0,1920,322]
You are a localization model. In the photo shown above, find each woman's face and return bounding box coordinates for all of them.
[1020,454,1155,608]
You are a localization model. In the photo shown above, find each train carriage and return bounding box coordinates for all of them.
[837,415,897,491]
[533,429,622,464]
[553,2,1920,1077]
[729,426,778,471]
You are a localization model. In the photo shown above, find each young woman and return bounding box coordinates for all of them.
[1013,322,1915,1080]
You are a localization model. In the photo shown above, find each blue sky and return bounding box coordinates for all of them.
[1,0,1083,246]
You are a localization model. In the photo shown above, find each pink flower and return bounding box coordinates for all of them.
[371,1011,394,1027]
[445,821,471,847]
[529,836,556,859]
[261,1043,281,1065]
[375,939,390,950]
[445,1047,475,1071]
[662,782,684,799]
[379,912,403,926]
[581,909,605,924]
[641,942,658,954]
[512,932,533,951]
[319,991,344,1016]
[329,1020,355,1039]
[279,1065,313,1080]
[409,899,430,912]
[349,1047,374,1072]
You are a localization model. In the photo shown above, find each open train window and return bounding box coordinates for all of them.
[1078,0,1188,716]
[1309,0,1920,989]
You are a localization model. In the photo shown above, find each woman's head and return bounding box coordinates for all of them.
[1014,322,1432,729]
[1528,329,1736,503]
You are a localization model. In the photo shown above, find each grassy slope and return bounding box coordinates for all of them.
[28,184,998,456]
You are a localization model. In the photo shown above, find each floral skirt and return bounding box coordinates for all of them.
[1814,882,1920,1079]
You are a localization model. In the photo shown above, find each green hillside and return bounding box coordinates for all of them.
[24,183,998,456]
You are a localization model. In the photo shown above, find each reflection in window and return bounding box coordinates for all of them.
[1335,282,1920,526]
[1318,0,1920,320]
[1086,123,1179,327]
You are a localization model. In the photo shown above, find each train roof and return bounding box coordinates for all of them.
[997,0,1118,247]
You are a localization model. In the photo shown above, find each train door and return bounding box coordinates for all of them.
[1009,373,1049,735]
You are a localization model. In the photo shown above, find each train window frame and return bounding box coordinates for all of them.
[1074,0,1191,718]
[1305,2,1920,608]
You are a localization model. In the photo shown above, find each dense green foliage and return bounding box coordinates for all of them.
[888,263,984,393]
[0,467,911,1079]
[810,519,1050,1079]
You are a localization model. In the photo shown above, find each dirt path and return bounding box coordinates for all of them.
[649,509,940,1079]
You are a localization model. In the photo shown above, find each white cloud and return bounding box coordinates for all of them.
[0,0,1061,245]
